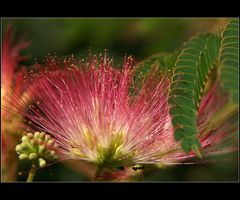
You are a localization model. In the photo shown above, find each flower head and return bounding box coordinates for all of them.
[6,53,237,172]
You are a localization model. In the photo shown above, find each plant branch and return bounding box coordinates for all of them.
[27,164,37,182]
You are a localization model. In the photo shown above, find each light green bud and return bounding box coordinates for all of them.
[44,134,51,142]
[21,136,28,142]
[19,154,28,160]
[30,139,36,145]
[27,132,33,138]
[39,132,45,139]
[29,153,38,160]
[34,131,40,138]
[37,138,42,143]
[20,142,27,149]
[38,158,46,168]
[38,144,46,153]
[15,145,22,152]
[47,140,54,146]
[50,151,55,156]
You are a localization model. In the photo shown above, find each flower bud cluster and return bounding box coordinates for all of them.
[16,132,58,168]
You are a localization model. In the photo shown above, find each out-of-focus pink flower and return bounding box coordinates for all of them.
[1,24,30,181]
[2,25,30,125]
[2,25,30,102]
[197,83,238,155]
[6,53,237,179]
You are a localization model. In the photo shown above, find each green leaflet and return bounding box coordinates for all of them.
[220,19,239,103]
[131,52,178,97]
[135,52,178,80]
[137,52,179,71]
[169,33,221,155]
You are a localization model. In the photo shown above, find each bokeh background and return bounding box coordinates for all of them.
[1,18,238,181]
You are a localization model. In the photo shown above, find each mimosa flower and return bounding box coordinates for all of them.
[2,25,30,104]
[1,25,30,181]
[2,25,30,130]
[197,83,238,155]
[6,53,237,177]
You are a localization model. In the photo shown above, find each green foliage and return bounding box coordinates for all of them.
[133,52,179,92]
[136,52,179,74]
[220,19,239,103]
[169,33,221,155]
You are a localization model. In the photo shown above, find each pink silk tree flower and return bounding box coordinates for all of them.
[2,25,30,103]
[6,53,237,178]
[1,25,30,181]
[197,83,238,156]
[2,25,31,124]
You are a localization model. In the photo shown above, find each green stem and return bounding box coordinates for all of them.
[94,165,104,181]
[27,165,37,182]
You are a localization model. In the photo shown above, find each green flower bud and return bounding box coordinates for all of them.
[20,142,27,149]
[21,136,28,142]
[27,132,33,138]
[34,131,40,138]
[19,154,28,160]
[50,151,55,156]
[29,153,38,160]
[38,144,46,153]
[38,158,46,168]
[39,132,45,139]
[37,138,42,143]
[47,139,54,146]
[16,131,59,169]
[44,134,51,142]
[30,139,36,145]
[15,145,22,153]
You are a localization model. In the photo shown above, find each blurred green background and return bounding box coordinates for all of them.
[2,18,238,181]
[3,18,228,64]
